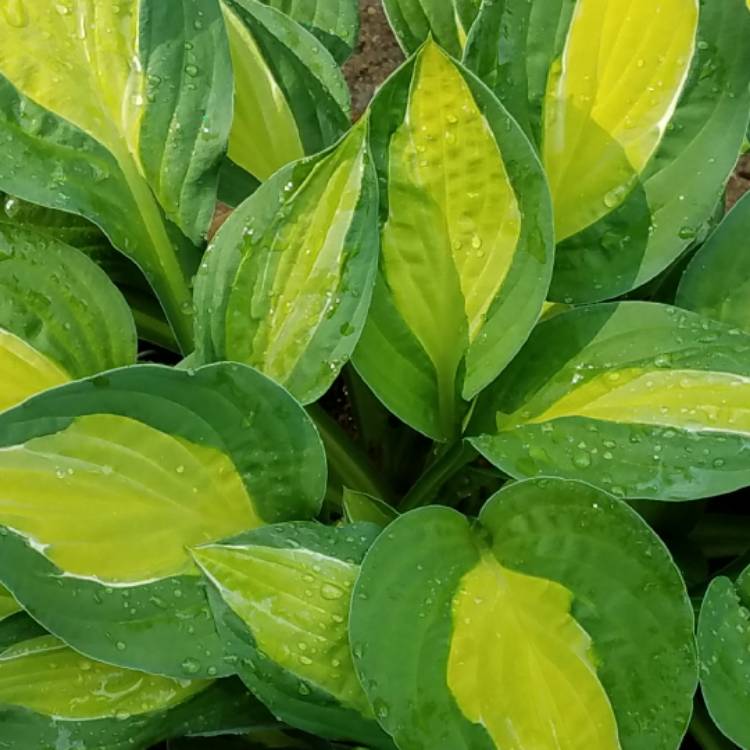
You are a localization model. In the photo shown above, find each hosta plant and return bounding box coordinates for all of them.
[1,1,750,749]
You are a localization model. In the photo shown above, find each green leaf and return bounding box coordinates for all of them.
[221,0,350,182]
[470,302,750,501]
[350,478,697,750]
[382,0,482,56]
[0,628,274,750]
[194,522,393,748]
[0,362,326,678]
[342,489,397,528]
[0,222,137,381]
[0,0,234,351]
[353,40,554,440]
[698,565,750,749]
[194,121,379,404]
[257,0,359,62]
[677,191,750,334]
[464,0,750,302]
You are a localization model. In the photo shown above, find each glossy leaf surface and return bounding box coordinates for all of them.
[0,363,326,678]
[677,191,750,333]
[350,479,696,750]
[698,565,750,749]
[0,0,234,350]
[257,0,359,61]
[353,40,553,440]
[471,302,750,501]
[195,122,379,404]
[465,0,750,302]
[196,522,392,748]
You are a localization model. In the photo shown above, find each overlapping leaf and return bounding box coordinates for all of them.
[353,40,554,440]
[698,564,750,749]
[0,0,234,351]
[0,363,326,678]
[221,0,350,182]
[382,0,481,56]
[195,121,379,404]
[678,191,750,333]
[470,302,750,501]
[0,222,137,390]
[465,0,750,302]
[257,0,359,62]
[0,624,274,750]
[350,478,697,750]
[195,522,393,748]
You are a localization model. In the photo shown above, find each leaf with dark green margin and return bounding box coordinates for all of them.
[698,564,750,748]
[0,222,137,380]
[257,0,360,62]
[342,489,397,528]
[194,121,378,405]
[352,40,553,440]
[0,612,45,652]
[470,302,750,501]
[0,363,326,679]
[0,0,234,351]
[0,626,275,750]
[464,0,750,303]
[382,0,482,57]
[350,478,697,750]
[221,0,350,182]
[194,522,394,749]
[677,191,750,334]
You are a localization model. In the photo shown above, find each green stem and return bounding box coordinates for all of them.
[400,440,477,511]
[125,289,180,353]
[307,405,393,504]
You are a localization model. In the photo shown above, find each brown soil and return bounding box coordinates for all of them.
[727,154,750,209]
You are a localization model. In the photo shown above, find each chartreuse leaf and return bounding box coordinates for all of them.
[677,191,750,333]
[350,478,697,750]
[0,586,20,622]
[0,363,326,678]
[0,0,234,351]
[195,121,378,404]
[0,629,276,750]
[194,522,393,748]
[353,40,553,440]
[465,0,750,302]
[382,0,481,56]
[698,565,750,748]
[257,0,359,62]
[0,223,137,382]
[221,0,350,182]
[470,302,750,501]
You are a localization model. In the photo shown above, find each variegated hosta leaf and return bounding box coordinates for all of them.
[465,0,750,303]
[470,302,750,501]
[0,0,234,351]
[194,122,378,404]
[0,629,275,750]
[0,363,326,678]
[0,223,137,406]
[350,479,697,750]
[221,0,350,182]
[194,522,394,749]
[382,0,481,56]
[353,40,553,440]
[677,191,750,334]
[698,565,750,749]
[257,0,359,62]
